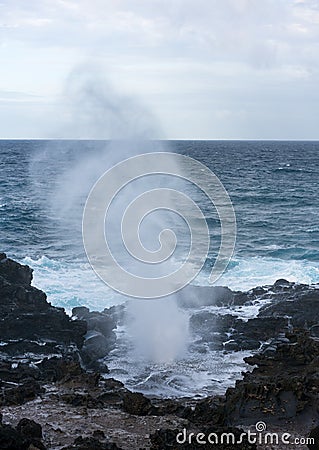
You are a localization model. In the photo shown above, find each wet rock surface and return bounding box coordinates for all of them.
[1,253,319,449]
[0,253,86,359]
[72,306,117,370]
[0,415,46,450]
[223,330,319,426]
[188,279,319,353]
[61,436,122,450]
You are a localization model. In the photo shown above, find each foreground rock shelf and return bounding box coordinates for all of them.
[0,253,318,449]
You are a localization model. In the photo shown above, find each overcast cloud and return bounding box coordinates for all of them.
[0,0,318,138]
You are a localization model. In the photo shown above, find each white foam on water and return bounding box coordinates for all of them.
[20,254,319,397]
[21,256,124,313]
[21,255,319,313]
[106,346,253,398]
[199,256,319,291]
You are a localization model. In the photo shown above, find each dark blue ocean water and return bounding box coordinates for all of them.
[1,139,319,397]
[0,139,318,310]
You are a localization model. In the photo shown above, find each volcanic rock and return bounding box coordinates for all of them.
[122,391,153,416]
[61,436,122,450]
[223,329,319,426]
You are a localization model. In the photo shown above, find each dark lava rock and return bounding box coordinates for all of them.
[122,391,153,415]
[61,392,103,408]
[176,285,235,308]
[0,255,33,286]
[189,312,234,340]
[72,307,117,368]
[234,316,288,343]
[258,281,319,328]
[37,357,84,383]
[0,423,28,450]
[259,290,319,328]
[0,360,38,383]
[223,330,319,426]
[0,380,44,406]
[103,304,126,326]
[81,331,114,363]
[188,280,319,353]
[0,254,89,405]
[176,281,282,310]
[59,375,129,410]
[0,420,46,450]
[186,396,225,426]
[308,425,319,449]
[16,418,42,439]
[0,253,87,356]
[92,430,106,439]
[61,436,122,450]
[273,278,292,288]
[72,306,91,320]
[153,398,191,418]
[149,427,257,449]
[0,357,85,388]
[225,316,289,351]
[97,378,127,406]
[189,311,288,352]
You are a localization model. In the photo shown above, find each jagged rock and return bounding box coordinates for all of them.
[0,254,89,406]
[17,418,42,439]
[153,398,191,418]
[308,425,319,449]
[92,430,106,439]
[61,436,122,449]
[98,378,127,405]
[59,375,129,409]
[176,285,235,308]
[223,330,319,426]
[0,422,28,450]
[186,396,225,426]
[0,254,87,358]
[72,307,91,320]
[37,357,84,382]
[103,304,126,326]
[0,380,44,406]
[122,391,152,415]
[0,420,46,450]
[189,311,288,352]
[0,254,33,286]
[225,316,289,351]
[259,288,319,328]
[61,392,103,408]
[72,307,117,367]
[2,254,319,448]
[81,331,115,366]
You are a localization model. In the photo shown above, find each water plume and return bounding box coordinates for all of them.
[127,297,189,364]
[29,64,190,364]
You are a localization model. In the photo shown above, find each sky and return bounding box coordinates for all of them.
[0,0,319,139]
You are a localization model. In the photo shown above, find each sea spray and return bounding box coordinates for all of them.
[126,297,189,364]
[28,65,192,363]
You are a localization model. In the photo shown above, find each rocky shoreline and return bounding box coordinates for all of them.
[1,253,318,449]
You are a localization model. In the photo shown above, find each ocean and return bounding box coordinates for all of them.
[1,139,319,397]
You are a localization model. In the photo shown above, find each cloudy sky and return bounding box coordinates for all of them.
[0,0,319,139]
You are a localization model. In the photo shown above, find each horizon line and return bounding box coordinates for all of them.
[0,138,319,142]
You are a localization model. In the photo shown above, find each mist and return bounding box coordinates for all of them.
[29,65,190,364]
